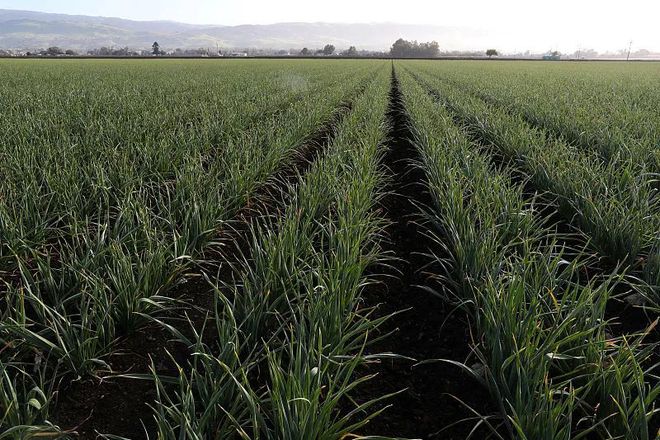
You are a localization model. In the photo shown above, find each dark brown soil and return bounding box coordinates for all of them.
[354,67,496,439]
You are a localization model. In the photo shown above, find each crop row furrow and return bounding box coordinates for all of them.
[350,66,495,439]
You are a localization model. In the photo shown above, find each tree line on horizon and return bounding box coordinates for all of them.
[0,38,450,58]
[4,38,651,59]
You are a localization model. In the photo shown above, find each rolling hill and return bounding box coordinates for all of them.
[0,9,485,51]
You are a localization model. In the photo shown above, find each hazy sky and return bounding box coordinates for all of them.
[1,0,659,52]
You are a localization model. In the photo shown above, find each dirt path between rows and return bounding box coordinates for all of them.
[356,66,494,439]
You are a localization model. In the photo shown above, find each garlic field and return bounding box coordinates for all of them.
[0,59,658,439]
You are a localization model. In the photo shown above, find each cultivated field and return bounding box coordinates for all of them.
[0,59,658,439]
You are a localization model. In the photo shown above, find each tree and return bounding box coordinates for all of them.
[46,47,64,56]
[390,39,439,58]
[343,46,358,56]
[322,44,335,55]
[65,49,77,56]
[152,42,161,55]
[426,41,440,57]
[390,38,411,57]
[300,47,310,56]
[100,46,130,56]
[486,49,498,58]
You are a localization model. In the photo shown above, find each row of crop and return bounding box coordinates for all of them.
[0,61,386,436]
[398,67,660,440]
[0,62,375,372]
[133,68,391,439]
[402,64,660,305]
[404,61,660,175]
[0,61,370,271]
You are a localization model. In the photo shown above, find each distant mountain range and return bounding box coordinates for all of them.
[0,9,488,51]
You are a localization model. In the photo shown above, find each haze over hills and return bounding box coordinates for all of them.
[0,9,489,52]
